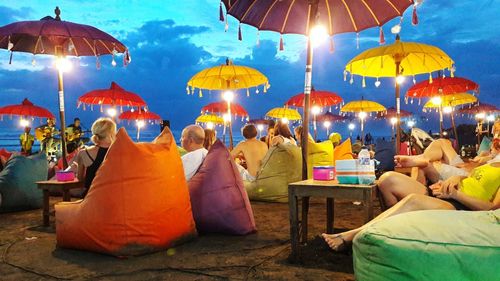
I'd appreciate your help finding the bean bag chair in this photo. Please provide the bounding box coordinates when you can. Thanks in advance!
[374,139,395,171]
[307,141,334,179]
[55,128,196,256]
[244,144,302,203]
[353,209,500,281]
[334,138,354,161]
[478,136,492,155]
[188,139,256,235]
[0,153,47,212]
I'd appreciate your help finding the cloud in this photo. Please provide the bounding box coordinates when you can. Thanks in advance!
[0,6,33,25]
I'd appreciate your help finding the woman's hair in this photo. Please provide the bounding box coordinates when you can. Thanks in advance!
[91,118,117,145]
[203,128,216,150]
[274,120,293,139]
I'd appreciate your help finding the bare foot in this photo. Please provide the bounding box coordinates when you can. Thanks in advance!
[321,231,356,251]
[394,155,429,168]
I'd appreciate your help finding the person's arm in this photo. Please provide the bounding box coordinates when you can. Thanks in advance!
[433,177,498,211]
[271,136,284,146]
[230,143,243,158]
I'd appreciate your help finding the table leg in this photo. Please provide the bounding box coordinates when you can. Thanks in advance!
[62,188,71,202]
[300,197,310,244]
[364,189,374,223]
[42,189,49,227]
[326,198,334,234]
[288,188,299,262]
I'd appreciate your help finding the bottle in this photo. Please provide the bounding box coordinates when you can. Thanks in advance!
[357,146,374,184]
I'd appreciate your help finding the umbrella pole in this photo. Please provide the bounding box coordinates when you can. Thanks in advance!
[227,100,233,150]
[395,61,402,154]
[451,111,458,147]
[57,65,69,169]
[360,118,365,145]
[439,105,444,137]
[137,126,140,141]
[301,0,318,180]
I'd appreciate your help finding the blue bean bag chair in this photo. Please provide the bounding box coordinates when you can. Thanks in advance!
[353,210,500,281]
[374,139,395,171]
[188,139,256,235]
[0,153,47,212]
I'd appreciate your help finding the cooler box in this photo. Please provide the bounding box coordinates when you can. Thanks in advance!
[313,166,335,181]
[335,159,375,184]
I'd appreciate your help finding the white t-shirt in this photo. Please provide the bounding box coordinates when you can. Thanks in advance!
[181,148,208,181]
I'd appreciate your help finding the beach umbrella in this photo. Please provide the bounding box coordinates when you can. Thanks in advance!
[341,99,386,144]
[118,109,161,141]
[0,7,129,168]
[377,107,412,140]
[345,35,454,152]
[248,118,273,138]
[423,93,477,141]
[266,107,302,123]
[0,98,54,121]
[406,76,479,101]
[202,101,249,146]
[221,0,417,182]
[316,112,347,137]
[458,103,499,142]
[78,81,146,116]
[187,58,268,149]
[195,114,224,130]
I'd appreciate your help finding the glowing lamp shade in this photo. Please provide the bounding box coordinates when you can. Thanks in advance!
[309,24,328,47]
[323,121,331,128]
[281,117,289,124]
[348,123,356,130]
[136,120,145,128]
[257,124,264,131]
[107,107,117,117]
[206,122,214,130]
[55,57,72,73]
[390,117,398,125]
[311,106,321,115]
[358,111,368,120]
[431,96,442,105]
[20,119,30,127]
[443,106,453,114]
[222,90,234,102]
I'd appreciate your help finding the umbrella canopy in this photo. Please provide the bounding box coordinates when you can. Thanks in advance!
[422,93,478,110]
[78,82,146,109]
[266,107,302,121]
[285,89,343,108]
[458,103,499,116]
[378,107,412,119]
[341,100,387,114]
[119,110,161,122]
[195,114,224,125]
[0,7,129,168]
[316,112,347,122]
[0,98,54,119]
[201,101,249,117]
[406,77,479,101]
[248,118,273,125]
[187,59,269,97]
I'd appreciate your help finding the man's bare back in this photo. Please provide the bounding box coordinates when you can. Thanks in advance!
[231,138,268,177]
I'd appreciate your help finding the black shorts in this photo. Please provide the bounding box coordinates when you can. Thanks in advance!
[426,187,471,211]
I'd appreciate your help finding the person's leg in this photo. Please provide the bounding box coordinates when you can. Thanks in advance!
[322,194,455,250]
[377,171,428,207]
[423,139,458,164]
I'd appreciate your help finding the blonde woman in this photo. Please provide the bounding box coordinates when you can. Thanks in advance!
[69,118,116,197]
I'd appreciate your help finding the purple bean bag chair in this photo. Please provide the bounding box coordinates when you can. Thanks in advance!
[188,139,256,235]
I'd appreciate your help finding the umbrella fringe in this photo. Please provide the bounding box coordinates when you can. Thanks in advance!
[256,31,260,46]
[412,5,419,26]
[279,35,284,51]
[219,1,224,22]
[329,37,335,53]
[379,27,385,45]
[238,23,242,41]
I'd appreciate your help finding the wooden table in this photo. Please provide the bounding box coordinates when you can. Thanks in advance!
[36,179,84,226]
[288,179,376,261]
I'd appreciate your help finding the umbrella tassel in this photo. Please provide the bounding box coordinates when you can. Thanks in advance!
[256,31,260,47]
[263,84,267,93]
[329,37,335,53]
[199,89,203,98]
[186,86,190,95]
[362,77,366,88]
[8,51,12,65]
[379,27,385,45]
[429,74,433,84]
[246,88,250,97]
[343,70,347,82]
[412,5,419,26]
[356,33,360,49]
[96,56,101,70]
[279,35,284,51]
[219,1,224,22]
[238,23,242,41]
[225,16,229,32]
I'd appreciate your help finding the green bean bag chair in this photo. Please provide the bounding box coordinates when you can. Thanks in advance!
[244,144,302,203]
[307,140,334,179]
[0,153,47,212]
[353,209,500,281]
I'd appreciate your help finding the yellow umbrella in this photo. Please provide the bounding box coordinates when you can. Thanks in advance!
[341,99,386,144]
[345,35,454,150]
[423,93,477,140]
[195,114,224,129]
[265,107,302,122]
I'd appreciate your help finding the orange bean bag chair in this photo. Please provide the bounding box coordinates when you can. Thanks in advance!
[334,138,354,161]
[55,128,197,256]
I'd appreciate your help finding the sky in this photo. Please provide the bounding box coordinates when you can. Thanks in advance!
[0,0,499,139]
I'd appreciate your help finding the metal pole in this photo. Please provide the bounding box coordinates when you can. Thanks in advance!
[301,0,318,180]
[395,61,401,154]
[439,105,444,137]
[360,118,365,145]
[57,60,68,169]
[227,100,233,150]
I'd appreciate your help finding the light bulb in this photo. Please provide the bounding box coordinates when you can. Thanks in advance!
[55,57,72,72]
[348,123,355,130]
[396,75,405,85]
[310,24,328,47]
[281,117,289,124]
[475,113,485,120]
[20,119,30,127]
[257,124,264,131]
[107,108,117,117]
[206,122,214,130]
[390,117,398,125]
[443,106,453,114]
[431,96,442,105]
[358,111,367,120]
[323,121,331,128]
[311,106,321,115]
[222,90,234,102]
[136,120,145,128]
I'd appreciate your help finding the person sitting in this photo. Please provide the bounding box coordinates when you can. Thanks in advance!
[180,125,208,181]
[19,126,35,155]
[271,121,297,146]
[68,118,116,198]
[66,117,89,153]
[293,125,314,146]
[36,118,60,157]
[260,120,276,148]
[203,128,216,150]
[231,124,268,181]
[329,132,342,147]
[322,160,500,251]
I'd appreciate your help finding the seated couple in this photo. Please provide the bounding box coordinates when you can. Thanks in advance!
[322,138,500,251]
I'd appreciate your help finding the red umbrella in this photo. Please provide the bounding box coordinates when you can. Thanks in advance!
[221,0,417,183]
[78,82,146,110]
[0,7,129,168]
[285,89,343,108]
[0,98,54,120]
[406,77,479,102]
[119,109,161,141]
[201,101,248,117]
[378,107,412,119]
[316,112,347,123]
[458,103,498,116]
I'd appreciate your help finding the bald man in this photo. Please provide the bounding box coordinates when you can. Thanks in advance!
[181,124,208,180]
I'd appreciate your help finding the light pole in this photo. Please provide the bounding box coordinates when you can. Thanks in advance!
[348,123,355,139]
[390,117,398,141]
[358,111,367,144]
[136,120,145,141]
[222,90,234,149]
[323,121,331,137]
[311,105,321,141]
[222,113,231,146]
[431,96,444,137]
[55,55,72,168]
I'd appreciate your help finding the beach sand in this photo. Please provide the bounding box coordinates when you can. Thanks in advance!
[0,198,381,280]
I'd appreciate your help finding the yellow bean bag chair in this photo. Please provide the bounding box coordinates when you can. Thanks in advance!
[307,141,334,179]
[55,128,197,256]
[334,138,354,161]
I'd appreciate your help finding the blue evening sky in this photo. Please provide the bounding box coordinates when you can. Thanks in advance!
[0,0,498,138]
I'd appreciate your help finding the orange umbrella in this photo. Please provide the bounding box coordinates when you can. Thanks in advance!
[0,98,54,120]
[119,109,161,141]
[78,82,146,112]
